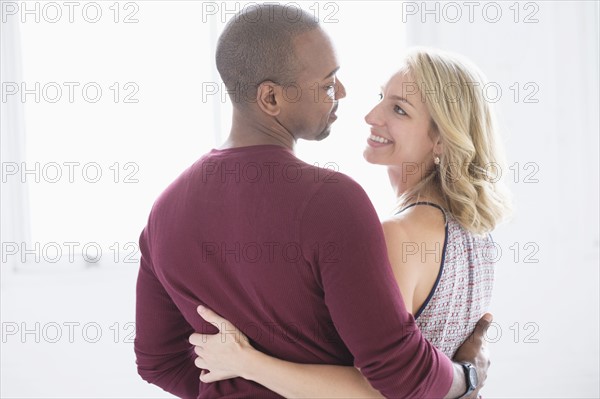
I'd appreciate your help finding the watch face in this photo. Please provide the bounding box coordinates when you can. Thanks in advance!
[468,366,478,386]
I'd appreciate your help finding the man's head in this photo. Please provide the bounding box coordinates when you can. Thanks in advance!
[216,4,346,142]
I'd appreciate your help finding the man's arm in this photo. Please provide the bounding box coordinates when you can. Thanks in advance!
[447,315,493,399]
[134,226,200,399]
[189,309,491,398]
[190,175,491,397]
[300,177,455,398]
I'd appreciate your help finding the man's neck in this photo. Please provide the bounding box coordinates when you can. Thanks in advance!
[220,109,296,152]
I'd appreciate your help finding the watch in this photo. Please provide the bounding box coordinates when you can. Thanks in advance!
[459,362,478,397]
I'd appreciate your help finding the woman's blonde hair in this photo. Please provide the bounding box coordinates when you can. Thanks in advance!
[397,47,511,235]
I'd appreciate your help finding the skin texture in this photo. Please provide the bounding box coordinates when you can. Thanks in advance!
[382,205,446,318]
[220,28,345,151]
[191,29,492,399]
[366,71,448,317]
[274,28,344,142]
[364,71,443,197]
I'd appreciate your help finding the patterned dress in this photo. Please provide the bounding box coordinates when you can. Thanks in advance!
[398,202,495,358]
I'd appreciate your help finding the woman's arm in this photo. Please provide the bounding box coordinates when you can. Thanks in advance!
[191,305,492,399]
[190,306,383,398]
[238,349,383,398]
[189,209,444,398]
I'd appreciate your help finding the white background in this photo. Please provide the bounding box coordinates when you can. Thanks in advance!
[1,1,598,397]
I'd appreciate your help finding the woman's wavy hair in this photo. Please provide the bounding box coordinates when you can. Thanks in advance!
[396,47,511,235]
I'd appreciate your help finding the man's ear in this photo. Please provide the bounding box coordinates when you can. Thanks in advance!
[256,81,281,116]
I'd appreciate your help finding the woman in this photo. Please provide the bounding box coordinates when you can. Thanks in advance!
[190,47,511,397]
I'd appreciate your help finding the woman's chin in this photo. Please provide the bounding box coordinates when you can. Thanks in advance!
[363,147,384,165]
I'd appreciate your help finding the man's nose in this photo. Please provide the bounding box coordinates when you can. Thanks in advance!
[335,79,347,100]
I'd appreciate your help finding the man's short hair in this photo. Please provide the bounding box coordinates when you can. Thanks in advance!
[216,3,320,107]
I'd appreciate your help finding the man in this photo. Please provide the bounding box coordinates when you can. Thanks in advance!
[134,4,489,398]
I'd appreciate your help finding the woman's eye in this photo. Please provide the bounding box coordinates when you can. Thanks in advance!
[378,93,383,101]
[394,105,406,115]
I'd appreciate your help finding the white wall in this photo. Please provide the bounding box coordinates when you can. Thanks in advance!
[9,1,219,260]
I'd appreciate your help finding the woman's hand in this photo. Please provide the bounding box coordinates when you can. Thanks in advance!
[189,305,255,383]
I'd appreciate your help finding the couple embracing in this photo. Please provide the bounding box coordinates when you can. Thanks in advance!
[135,4,510,398]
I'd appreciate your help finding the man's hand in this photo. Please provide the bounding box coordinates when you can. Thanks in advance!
[453,313,493,398]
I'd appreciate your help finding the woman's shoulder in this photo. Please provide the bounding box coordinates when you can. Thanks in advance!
[382,204,446,244]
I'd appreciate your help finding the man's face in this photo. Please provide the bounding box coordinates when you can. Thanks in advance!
[277,28,346,141]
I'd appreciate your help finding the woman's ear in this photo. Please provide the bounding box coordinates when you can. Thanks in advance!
[429,122,443,155]
[433,137,443,156]
[256,81,281,116]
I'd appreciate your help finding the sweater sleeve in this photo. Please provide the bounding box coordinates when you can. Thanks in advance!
[299,177,453,398]
[134,226,200,399]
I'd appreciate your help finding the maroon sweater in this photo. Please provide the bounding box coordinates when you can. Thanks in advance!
[134,145,453,398]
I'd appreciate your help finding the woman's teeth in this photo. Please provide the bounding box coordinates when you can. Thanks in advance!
[369,134,392,144]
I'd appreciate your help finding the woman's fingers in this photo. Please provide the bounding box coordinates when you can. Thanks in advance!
[197,305,231,330]
[195,305,250,345]
[188,304,252,381]
[194,355,207,369]
[189,332,211,346]
[200,369,219,383]
[199,369,211,382]
[200,369,232,383]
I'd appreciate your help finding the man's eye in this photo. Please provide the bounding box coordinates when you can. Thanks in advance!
[325,85,336,96]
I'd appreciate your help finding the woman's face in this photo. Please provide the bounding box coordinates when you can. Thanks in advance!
[363,71,440,181]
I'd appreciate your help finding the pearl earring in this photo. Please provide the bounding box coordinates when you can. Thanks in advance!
[434,156,441,165]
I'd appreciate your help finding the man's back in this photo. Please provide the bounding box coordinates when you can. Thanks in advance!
[134,145,452,398]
